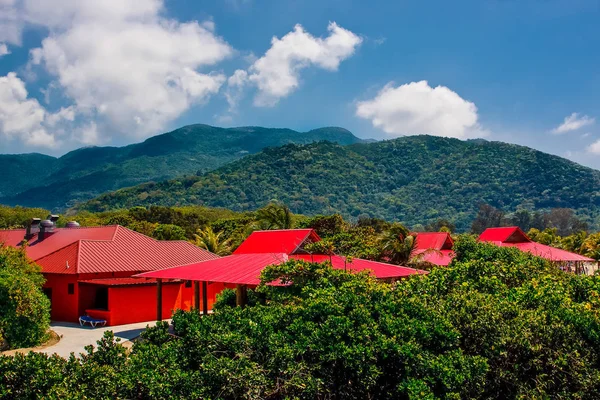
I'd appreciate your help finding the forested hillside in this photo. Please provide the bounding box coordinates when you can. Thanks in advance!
[79,136,600,231]
[0,125,362,210]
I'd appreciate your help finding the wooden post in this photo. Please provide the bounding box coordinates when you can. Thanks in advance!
[236,284,248,308]
[193,281,200,310]
[202,281,208,315]
[156,278,163,321]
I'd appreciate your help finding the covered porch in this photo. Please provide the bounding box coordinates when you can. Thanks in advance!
[78,278,187,326]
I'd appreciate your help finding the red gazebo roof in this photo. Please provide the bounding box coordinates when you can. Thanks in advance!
[136,252,427,285]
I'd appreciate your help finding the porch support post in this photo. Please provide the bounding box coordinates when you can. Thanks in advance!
[156,278,163,321]
[202,281,208,315]
[236,284,248,308]
[194,281,200,310]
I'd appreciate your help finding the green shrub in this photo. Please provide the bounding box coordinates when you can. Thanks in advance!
[0,246,50,349]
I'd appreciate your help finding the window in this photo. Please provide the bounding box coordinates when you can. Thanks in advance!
[68,283,75,295]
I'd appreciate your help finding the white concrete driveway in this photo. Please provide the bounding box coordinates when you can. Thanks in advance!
[40,320,166,358]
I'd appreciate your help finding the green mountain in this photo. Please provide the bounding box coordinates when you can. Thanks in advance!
[78,136,600,231]
[0,124,363,210]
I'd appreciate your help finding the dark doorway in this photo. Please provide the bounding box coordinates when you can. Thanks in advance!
[94,287,109,310]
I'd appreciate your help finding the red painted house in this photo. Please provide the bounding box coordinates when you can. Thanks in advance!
[413,232,455,266]
[0,222,218,325]
[138,229,427,308]
[479,226,597,274]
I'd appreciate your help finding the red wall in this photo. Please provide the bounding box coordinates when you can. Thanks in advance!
[43,274,80,322]
[107,283,182,326]
[44,271,243,325]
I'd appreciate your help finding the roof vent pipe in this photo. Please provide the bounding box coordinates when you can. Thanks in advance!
[39,219,54,241]
[25,218,41,240]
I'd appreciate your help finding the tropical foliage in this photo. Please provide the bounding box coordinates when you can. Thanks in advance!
[2,239,600,398]
[0,246,50,349]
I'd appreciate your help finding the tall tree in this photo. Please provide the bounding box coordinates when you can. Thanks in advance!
[471,204,505,234]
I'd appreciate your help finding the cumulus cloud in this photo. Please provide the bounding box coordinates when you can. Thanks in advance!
[0,42,9,56]
[243,22,362,107]
[356,80,488,139]
[0,72,60,148]
[552,112,595,134]
[587,139,600,155]
[0,0,22,45]
[11,0,232,145]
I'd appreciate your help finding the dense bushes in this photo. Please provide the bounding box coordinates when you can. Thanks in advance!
[2,238,600,398]
[0,246,50,349]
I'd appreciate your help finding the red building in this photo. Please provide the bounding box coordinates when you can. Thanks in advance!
[413,232,455,266]
[479,226,597,274]
[0,222,218,325]
[138,229,427,313]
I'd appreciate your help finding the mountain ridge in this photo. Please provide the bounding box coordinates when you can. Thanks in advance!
[0,124,364,209]
[76,135,600,231]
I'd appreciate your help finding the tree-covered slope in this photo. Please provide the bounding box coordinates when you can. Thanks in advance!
[0,125,362,210]
[78,136,600,231]
[0,153,58,197]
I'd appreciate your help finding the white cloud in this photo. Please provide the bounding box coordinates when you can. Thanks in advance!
[245,22,362,106]
[224,69,248,112]
[0,42,9,56]
[0,0,22,45]
[552,112,595,134]
[21,0,232,145]
[587,139,600,155]
[0,72,58,148]
[356,80,488,139]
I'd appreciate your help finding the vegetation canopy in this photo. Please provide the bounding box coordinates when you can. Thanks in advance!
[2,238,600,399]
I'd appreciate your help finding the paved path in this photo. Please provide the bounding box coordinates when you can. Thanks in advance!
[39,320,167,358]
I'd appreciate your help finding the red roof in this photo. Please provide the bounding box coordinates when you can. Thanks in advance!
[1,225,218,274]
[233,229,320,255]
[479,226,530,243]
[413,250,455,267]
[290,254,426,278]
[0,226,117,261]
[137,253,291,285]
[79,277,180,286]
[137,252,427,284]
[412,232,455,266]
[414,232,454,251]
[498,242,594,262]
[479,226,594,262]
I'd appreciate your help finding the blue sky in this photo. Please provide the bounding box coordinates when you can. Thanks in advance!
[0,0,599,168]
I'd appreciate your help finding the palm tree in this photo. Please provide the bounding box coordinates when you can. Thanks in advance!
[256,202,294,230]
[192,227,232,256]
[378,223,415,265]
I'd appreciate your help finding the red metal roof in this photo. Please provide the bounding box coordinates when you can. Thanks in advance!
[414,232,454,251]
[479,226,530,243]
[136,253,291,285]
[79,277,180,286]
[413,250,455,266]
[478,226,594,262]
[290,254,427,278]
[233,229,321,255]
[0,226,117,261]
[496,242,594,262]
[2,225,218,274]
[137,252,427,284]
